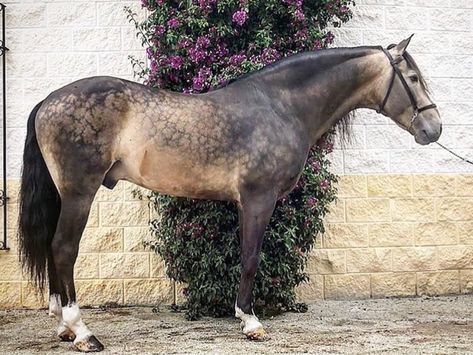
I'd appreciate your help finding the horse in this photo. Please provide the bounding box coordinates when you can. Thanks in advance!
[18,36,441,352]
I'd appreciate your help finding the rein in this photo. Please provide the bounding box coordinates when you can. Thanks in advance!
[376,47,437,132]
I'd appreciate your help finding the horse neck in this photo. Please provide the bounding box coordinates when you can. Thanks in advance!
[253,47,388,144]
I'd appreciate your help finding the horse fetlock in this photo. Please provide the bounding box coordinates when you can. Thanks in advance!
[62,304,97,346]
[74,335,105,353]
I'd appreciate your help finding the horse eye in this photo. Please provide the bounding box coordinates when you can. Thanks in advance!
[410,74,419,83]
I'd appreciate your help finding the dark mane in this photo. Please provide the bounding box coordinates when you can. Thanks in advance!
[216,45,428,147]
[216,46,380,145]
[334,111,356,147]
[216,46,382,89]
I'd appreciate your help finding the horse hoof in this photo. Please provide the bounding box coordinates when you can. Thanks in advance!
[245,327,268,341]
[58,329,76,342]
[74,335,105,352]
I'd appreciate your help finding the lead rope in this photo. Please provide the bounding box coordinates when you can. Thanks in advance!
[435,142,473,165]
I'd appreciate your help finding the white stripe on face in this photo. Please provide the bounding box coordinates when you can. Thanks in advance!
[62,303,93,343]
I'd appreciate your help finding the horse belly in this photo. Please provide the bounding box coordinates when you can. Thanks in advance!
[127,147,240,201]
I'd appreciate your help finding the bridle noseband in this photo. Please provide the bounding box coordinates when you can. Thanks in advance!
[376,47,437,131]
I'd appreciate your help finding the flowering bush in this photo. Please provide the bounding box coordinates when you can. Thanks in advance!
[129,0,353,92]
[127,0,353,319]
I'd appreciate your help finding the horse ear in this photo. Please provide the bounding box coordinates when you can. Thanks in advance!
[391,34,414,58]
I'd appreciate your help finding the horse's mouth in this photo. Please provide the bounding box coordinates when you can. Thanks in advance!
[415,129,439,146]
[415,131,431,145]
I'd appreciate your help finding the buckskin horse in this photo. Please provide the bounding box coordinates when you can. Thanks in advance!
[18,36,441,352]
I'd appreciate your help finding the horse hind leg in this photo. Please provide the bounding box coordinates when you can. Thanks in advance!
[48,258,75,342]
[51,190,104,352]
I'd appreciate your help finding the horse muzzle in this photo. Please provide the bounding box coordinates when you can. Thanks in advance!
[414,122,442,145]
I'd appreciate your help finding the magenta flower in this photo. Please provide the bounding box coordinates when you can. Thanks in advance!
[150,60,158,73]
[198,0,217,10]
[167,18,180,28]
[283,0,303,6]
[261,48,281,65]
[216,43,229,58]
[320,179,330,190]
[325,142,334,153]
[294,9,305,21]
[192,76,204,91]
[196,35,211,49]
[306,197,318,208]
[295,29,307,42]
[169,55,183,70]
[192,67,212,92]
[325,31,335,45]
[315,40,323,50]
[178,38,192,49]
[310,160,321,173]
[155,25,165,36]
[229,53,246,66]
[188,47,206,63]
[232,10,248,26]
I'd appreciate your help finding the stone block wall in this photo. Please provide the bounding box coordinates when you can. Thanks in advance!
[0,0,472,308]
[0,180,174,308]
[298,174,473,301]
[2,174,473,308]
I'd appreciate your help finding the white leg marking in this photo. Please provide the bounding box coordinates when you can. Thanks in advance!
[49,294,71,337]
[49,294,62,318]
[235,303,264,335]
[62,303,92,343]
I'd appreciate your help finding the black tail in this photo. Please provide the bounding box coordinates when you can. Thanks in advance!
[18,101,61,292]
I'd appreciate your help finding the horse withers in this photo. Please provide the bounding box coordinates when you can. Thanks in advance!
[18,36,441,352]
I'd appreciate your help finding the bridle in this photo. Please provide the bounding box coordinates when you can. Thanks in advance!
[376,47,437,131]
[375,46,473,167]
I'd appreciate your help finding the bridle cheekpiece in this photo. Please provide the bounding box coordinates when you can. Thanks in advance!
[376,47,437,131]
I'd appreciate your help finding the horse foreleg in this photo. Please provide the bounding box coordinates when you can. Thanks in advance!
[235,192,276,341]
[51,194,104,352]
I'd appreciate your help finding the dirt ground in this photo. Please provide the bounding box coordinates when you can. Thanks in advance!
[1,295,473,354]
